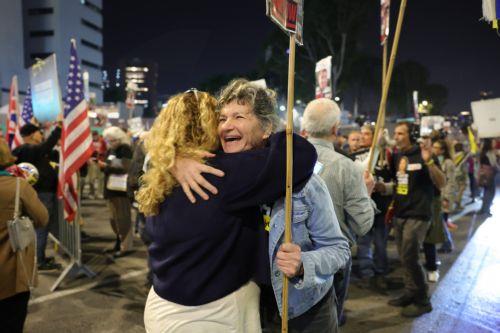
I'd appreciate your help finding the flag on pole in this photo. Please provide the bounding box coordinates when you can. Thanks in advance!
[482,0,499,29]
[5,76,23,150]
[467,127,478,154]
[21,85,34,127]
[381,0,391,45]
[58,40,94,222]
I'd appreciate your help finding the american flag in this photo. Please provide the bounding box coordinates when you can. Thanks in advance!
[58,40,93,222]
[5,76,23,150]
[21,85,34,126]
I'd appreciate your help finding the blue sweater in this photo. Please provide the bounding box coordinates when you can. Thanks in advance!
[146,132,317,306]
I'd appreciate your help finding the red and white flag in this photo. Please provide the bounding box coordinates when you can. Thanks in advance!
[381,0,391,45]
[58,40,94,222]
[5,76,23,150]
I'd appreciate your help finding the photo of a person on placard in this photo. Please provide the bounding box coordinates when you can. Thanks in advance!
[381,0,390,44]
[315,68,332,99]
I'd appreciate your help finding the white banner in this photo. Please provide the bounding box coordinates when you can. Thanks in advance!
[471,98,500,138]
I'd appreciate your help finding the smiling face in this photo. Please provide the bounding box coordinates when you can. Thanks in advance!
[217,100,268,153]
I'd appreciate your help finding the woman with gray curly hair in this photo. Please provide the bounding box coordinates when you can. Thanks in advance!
[99,126,133,257]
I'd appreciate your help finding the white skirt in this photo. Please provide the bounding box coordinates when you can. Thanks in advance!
[144,281,262,333]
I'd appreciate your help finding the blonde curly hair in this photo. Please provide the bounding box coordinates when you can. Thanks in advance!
[136,91,220,216]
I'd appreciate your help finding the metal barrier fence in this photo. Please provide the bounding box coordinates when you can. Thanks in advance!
[48,199,95,291]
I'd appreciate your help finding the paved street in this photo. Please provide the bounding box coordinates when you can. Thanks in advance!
[24,186,500,333]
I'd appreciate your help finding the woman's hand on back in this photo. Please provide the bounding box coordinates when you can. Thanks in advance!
[170,152,225,203]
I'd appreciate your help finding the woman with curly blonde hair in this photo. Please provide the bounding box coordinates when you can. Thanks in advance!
[140,89,317,333]
[136,90,220,216]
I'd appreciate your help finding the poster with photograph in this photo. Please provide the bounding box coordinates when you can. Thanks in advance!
[315,56,333,99]
[413,90,419,121]
[381,0,390,45]
[471,98,500,138]
[420,115,445,137]
[266,0,303,45]
[29,54,63,122]
[294,0,304,45]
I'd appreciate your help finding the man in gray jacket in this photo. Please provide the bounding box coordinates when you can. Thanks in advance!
[301,98,375,325]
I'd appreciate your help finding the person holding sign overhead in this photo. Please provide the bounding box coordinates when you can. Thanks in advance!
[13,117,62,271]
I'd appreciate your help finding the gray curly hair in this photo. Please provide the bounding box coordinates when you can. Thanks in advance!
[217,78,281,133]
[102,126,131,145]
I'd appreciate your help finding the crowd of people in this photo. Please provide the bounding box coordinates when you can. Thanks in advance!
[1,78,499,333]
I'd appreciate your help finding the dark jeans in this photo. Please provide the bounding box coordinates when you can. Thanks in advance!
[36,192,58,263]
[468,172,477,199]
[289,287,338,333]
[357,214,389,277]
[423,242,437,271]
[393,218,430,303]
[481,182,496,214]
[0,291,30,333]
[333,256,351,322]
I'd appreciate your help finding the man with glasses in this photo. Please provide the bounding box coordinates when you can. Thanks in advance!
[13,122,62,270]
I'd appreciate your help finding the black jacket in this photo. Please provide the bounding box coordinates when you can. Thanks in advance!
[13,127,61,193]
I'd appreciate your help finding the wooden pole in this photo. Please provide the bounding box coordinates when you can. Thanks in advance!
[281,33,296,333]
[377,41,388,165]
[367,0,408,172]
[382,42,388,96]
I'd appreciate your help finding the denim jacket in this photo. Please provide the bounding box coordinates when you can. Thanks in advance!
[269,174,350,319]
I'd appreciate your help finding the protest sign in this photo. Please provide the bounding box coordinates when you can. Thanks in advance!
[266,0,303,45]
[471,98,500,138]
[420,115,445,137]
[29,54,63,122]
[315,56,333,99]
[381,0,390,45]
[250,79,267,89]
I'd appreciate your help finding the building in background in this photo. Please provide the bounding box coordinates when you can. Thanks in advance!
[104,58,158,118]
[0,0,103,106]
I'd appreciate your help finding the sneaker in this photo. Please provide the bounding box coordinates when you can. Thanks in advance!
[38,261,62,271]
[427,270,440,283]
[388,293,414,307]
[401,302,432,317]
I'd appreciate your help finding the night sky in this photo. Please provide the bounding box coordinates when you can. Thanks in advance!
[104,0,500,115]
